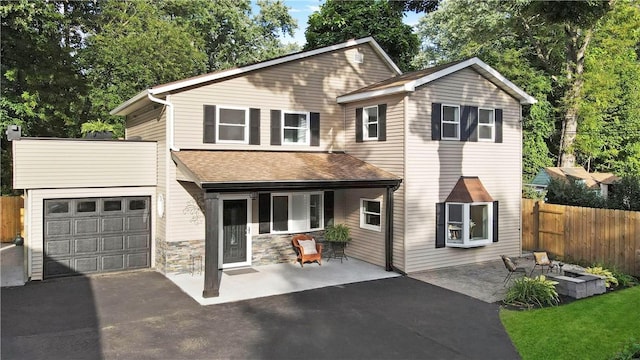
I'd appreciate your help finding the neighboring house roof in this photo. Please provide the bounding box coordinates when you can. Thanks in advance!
[337,57,537,105]
[445,176,494,203]
[529,167,620,189]
[111,37,401,116]
[172,150,402,191]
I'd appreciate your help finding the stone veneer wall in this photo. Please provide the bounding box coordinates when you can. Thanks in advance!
[156,239,205,274]
[157,231,326,273]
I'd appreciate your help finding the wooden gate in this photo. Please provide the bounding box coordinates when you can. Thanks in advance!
[0,196,24,243]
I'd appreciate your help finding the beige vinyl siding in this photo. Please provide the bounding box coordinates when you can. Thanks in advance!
[344,94,406,270]
[25,187,156,280]
[343,188,386,267]
[13,139,156,190]
[126,106,167,243]
[404,67,522,273]
[171,44,395,152]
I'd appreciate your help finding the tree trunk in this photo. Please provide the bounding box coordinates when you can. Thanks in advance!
[558,26,592,168]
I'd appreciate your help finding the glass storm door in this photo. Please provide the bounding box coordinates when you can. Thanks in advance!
[221,198,249,266]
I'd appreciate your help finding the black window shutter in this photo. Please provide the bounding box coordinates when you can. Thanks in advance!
[310,112,320,146]
[355,107,363,142]
[249,108,260,145]
[435,202,446,248]
[431,103,441,140]
[460,106,469,141]
[259,193,271,234]
[495,109,503,143]
[468,106,478,142]
[203,105,216,143]
[324,191,334,227]
[493,201,499,242]
[378,104,387,141]
[270,110,281,145]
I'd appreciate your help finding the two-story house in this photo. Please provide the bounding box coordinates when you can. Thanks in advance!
[12,37,535,297]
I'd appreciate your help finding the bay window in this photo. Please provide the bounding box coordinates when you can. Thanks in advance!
[446,202,492,247]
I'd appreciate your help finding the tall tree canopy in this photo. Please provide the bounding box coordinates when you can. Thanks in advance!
[0,0,298,194]
[304,0,422,71]
[415,0,638,180]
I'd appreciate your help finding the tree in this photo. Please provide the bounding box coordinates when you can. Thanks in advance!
[545,178,606,209]
[78,0,209,135]
[304,0,420,71]
[1,0,96,193]
[575,1,640,177]
[159,0,298,71]
[607,176,640,211]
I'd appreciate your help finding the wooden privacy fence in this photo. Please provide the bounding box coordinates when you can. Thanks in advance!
[522,199,640,277]
[0,196,24,243]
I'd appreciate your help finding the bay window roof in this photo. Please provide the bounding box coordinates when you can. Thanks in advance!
[445,176,494,203]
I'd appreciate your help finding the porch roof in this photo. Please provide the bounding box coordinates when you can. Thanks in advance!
[172,150,402,191]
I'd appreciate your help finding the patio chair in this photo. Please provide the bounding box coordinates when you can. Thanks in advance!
[501,255,527,285]
[529,251,555,276]
[292,234,323,268]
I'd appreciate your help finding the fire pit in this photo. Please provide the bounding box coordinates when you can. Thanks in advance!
[546,269,606,299]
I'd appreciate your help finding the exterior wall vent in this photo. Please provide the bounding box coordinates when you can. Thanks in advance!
[354,50,364,64]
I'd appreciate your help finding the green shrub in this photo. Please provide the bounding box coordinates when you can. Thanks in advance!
[585,266,619,288]
[81,120,115,135]
[504,275,560,308]
[324,224,351,242]
[610,339,640,360]
[611,269,637,288]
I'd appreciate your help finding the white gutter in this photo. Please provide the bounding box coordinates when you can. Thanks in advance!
[147,93,179,151]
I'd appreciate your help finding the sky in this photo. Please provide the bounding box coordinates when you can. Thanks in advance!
[257,0,424,46]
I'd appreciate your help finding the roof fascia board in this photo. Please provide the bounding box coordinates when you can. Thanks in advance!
[202,179,402,191]
[336,85,408,104]
[150,37,401,96]
[110,90,149,115]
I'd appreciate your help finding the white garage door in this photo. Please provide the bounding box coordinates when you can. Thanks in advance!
[43,197,151,278]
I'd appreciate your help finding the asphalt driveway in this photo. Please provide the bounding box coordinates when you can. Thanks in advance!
[1,271,519,359]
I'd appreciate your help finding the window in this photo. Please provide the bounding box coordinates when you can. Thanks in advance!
[446,202,492,247]
[282,111,309,145]
[77,201,96,213]
[478,108,495,141]
[360,199,381,231]
[271,192,323,233]
[217,106,248,143]
[363,106,378,140]
[441,105,460,140]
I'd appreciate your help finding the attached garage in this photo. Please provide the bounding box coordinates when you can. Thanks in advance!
[12,138,158,280]
[44,197,151,278]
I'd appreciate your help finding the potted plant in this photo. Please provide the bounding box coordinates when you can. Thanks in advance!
[81,120,115,139]
[324,224,351,260]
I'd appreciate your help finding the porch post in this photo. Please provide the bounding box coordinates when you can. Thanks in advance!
[203,191,220,298]
[385,185,395,271]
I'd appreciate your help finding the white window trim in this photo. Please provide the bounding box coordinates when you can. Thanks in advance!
[441,104,460,141]
[478,107,495,142]
[363,105,379,141]
[216,105,250,144]
[360,198,382,232]
[281,110,310,145]
[270,192,324,234]
[445,201,493,248]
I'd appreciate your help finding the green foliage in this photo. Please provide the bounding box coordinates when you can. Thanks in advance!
[304,0,419,71]
[610,269,637,288]
[610,339,640,360]
[504,275,560,308]
[501,286,640,360]
[324,224,351,242]
[80,121,115,136]
[585,266,619,288]
[545,178,606,208]
[607,175,640,211]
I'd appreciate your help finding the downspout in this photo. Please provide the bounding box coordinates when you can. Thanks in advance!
[147,93,179,151]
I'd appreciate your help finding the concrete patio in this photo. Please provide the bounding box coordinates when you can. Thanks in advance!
[167,257,401,305]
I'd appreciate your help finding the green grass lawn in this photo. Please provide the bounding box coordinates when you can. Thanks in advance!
[500,286,640,360]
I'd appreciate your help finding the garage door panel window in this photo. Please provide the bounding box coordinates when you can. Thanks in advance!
[77,200,97,213]
[103,200,123,212]
[46,201,70,216]
[128,199,147,211]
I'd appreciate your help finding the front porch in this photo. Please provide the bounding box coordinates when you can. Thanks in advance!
[166,257,400,305]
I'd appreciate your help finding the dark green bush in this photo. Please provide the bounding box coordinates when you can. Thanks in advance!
[610,339,640,360]
[504,275,560,308]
